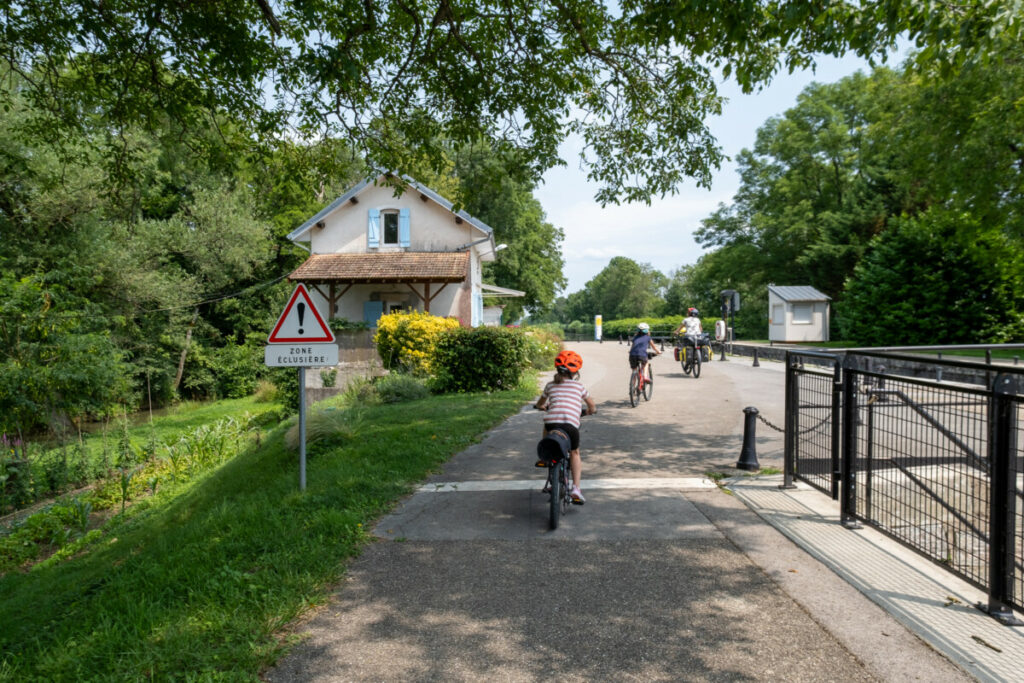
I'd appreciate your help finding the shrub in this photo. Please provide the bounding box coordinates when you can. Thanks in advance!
[284,405,365,452]
[211,339,266,399]
[376,373,430,403]
[253,380,278,403]
[374,311,461,374]
[342,377,379,405]
[431,327,529,393]
[271,367,300,413]
[320,368,338,387]
[839,209,1024,345]
[522,327,562,369]
[526,322,565,338]
[329,317,370,332]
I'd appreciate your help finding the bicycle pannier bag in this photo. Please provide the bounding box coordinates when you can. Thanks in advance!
[536,430,571,464]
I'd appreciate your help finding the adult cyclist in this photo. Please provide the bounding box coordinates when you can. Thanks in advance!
[674,308,703,361]
[628,322,661,381]
[534,350,596,504]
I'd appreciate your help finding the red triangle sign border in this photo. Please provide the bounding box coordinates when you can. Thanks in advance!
[268,284,336,343]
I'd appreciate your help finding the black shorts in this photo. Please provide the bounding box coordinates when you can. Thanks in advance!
[543,423,580,451]
[629,354,653,369]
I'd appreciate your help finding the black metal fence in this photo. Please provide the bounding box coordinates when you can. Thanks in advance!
[784,350,1024,623]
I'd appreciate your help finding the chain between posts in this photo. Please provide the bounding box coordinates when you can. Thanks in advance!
[757,412,829,435]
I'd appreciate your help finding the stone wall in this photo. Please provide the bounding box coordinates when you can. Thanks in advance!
[304,330,385,406]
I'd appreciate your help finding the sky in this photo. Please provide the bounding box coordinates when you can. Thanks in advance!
[535,50,906,296]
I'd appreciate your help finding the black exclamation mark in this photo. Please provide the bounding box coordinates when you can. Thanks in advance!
[297,302,305,335]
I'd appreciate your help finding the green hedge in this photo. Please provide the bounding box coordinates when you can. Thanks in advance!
[601,316,720,339]
[431,327,530,393]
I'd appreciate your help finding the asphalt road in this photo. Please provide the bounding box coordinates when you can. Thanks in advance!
[265,342,967,682]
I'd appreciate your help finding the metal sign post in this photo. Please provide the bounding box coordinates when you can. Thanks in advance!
[298,367,306,491]
[265,284,337,492]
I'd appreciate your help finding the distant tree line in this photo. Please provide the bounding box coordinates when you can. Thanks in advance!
[540,43,1024,345]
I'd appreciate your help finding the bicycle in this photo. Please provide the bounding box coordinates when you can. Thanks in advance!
[535,407,592,530]
[677,335,703,378]
[628,354,655,407]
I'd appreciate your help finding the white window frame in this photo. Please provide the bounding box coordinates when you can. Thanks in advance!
[792,303,813,324]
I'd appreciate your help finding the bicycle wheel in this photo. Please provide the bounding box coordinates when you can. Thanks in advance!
[693,348,702,378]
[549,462,562,530]
[682,347,692,375]
[628,369,639,407]
[643,364,653,401]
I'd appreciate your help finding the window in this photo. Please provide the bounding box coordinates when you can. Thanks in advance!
[382,211,399,245]
[792,303,812,324]
[771,304,784,325]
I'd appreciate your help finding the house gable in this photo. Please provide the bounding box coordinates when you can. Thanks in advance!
[286,175,502,327]
[288,175,494,257]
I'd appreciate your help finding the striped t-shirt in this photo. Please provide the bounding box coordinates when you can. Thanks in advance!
[541,379,590,428]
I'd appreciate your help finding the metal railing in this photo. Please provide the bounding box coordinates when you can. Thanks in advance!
[784,349,1024,623]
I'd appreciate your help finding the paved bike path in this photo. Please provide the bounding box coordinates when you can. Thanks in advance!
[266,342,966,682]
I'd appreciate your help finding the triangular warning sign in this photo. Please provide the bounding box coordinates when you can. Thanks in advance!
[268,284,335,343]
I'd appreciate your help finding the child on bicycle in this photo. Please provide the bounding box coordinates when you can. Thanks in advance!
[628,322,661,378]
[534,350,596,504]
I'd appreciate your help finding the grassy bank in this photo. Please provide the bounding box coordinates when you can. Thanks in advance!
[2,397,283,517]
[0,384,535,680]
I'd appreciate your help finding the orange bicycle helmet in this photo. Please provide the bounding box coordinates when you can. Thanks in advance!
[554,350,583,375]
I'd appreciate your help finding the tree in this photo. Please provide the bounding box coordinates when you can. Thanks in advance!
[454,144,566,321]
[572,257,666,321]
[696,70,905,299]
[840,209,1024,345]
[4,1,1019,205]
[0,275,129,437]
[690,42,1024,340]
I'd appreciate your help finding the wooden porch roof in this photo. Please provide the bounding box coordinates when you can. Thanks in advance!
[288,252,470,284]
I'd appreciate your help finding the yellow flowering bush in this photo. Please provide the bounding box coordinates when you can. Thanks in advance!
[374,311,461,375]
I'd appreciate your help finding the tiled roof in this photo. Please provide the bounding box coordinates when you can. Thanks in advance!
[288,252,470,283]
[768,285,831,301]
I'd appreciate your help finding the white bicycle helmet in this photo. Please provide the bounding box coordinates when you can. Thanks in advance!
[637,322,650,333]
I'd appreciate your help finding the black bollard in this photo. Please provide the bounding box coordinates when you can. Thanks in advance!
[736,406,760,471]
[752,348,760,367]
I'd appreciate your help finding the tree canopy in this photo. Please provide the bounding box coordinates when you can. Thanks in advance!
[677,39,1024,341]
[4,1,1021,205]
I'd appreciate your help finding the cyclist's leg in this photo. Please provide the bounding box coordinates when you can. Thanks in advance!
[569,449,581,487]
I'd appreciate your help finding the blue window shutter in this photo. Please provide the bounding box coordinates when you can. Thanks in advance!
[363,301,384,325]
[367,209,380,248]
[472,291,483,327]
[399,208,410,247]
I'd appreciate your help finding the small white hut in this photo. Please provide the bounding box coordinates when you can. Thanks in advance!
[767,285,831,343]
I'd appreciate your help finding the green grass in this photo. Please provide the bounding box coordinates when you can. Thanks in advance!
[0,384,535,681]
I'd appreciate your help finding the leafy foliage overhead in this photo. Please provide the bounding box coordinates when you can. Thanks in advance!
[5,0,1020,204]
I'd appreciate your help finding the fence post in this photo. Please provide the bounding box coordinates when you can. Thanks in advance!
[781,351,798,489]
[840,355,861,528]
[981,373,1023,624]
